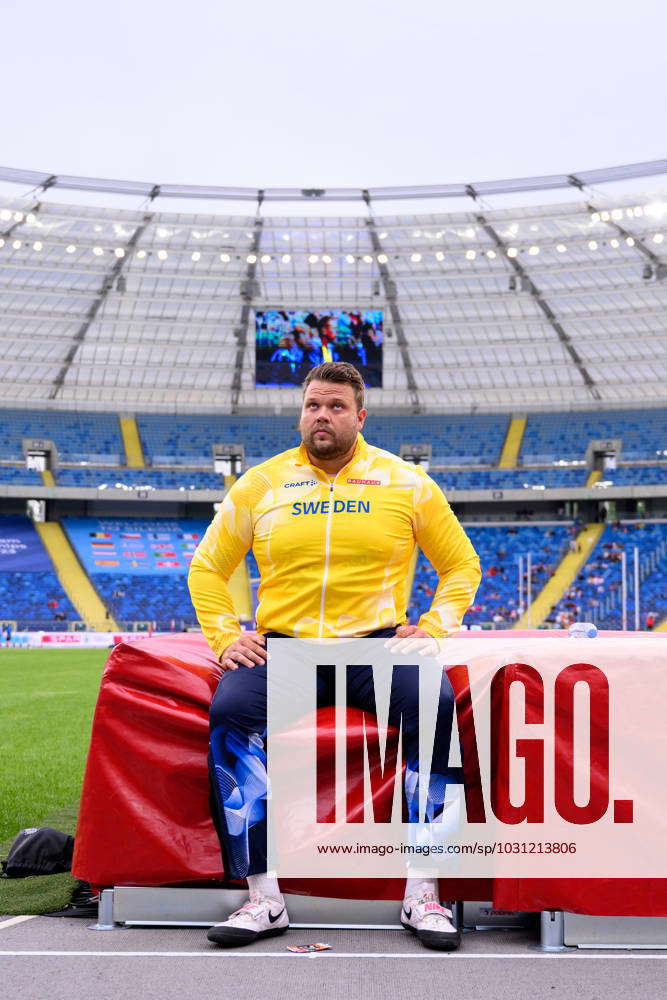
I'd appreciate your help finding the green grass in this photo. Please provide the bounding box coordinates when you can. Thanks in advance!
[0,648,107,842]
[0,648,107,844]
[0,649,107,913]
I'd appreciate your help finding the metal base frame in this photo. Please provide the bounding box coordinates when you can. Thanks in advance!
[89,890,667,950]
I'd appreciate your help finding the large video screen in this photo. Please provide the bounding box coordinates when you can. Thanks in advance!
[255,310,383,388]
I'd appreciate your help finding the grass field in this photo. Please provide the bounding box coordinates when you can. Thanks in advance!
[0,648,107,845]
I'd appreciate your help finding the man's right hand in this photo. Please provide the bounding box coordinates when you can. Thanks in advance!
[219,631,267,672]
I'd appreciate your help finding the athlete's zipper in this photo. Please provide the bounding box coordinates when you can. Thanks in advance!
[318,479,336,639]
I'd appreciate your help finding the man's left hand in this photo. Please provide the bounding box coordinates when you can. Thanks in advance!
[384,625,444,656]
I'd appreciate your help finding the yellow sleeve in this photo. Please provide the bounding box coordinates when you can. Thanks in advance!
[188,472,255,660]
[412,470,482,639]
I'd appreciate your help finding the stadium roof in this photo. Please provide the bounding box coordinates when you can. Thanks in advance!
[0,160,666,414]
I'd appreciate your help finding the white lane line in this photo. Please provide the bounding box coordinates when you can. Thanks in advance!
[0,916,38,931]
[0,951,666,959]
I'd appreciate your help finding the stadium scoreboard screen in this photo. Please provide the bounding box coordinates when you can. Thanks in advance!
[254,309,383,388]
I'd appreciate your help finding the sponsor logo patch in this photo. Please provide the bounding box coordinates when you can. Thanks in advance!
[283,480,318,488]
[347,478,381,485]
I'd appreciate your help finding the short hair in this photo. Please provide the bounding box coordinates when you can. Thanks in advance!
[302,362,366,410]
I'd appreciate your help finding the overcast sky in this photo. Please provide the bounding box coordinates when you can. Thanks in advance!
[3,0,666,190]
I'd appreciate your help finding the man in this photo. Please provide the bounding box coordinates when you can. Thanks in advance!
[189,361,481,950]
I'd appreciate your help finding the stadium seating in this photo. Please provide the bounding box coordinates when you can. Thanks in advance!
[0,514,79,629]
[55,468,226,490]
[596,464,667,486]
[92,573,197,630]
[409,523,571,628]
[0,409,122,464]
[62,516,212,628]
[136,413,301,466]
[136,412,508,467]
[550,521,667,630]
[432,467,586,491]
[0,571,78,630]
[521,409,667,464]
[363,414,508,465]
[0,465,45,485]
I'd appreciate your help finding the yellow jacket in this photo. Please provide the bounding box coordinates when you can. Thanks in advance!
[188,434,481,658]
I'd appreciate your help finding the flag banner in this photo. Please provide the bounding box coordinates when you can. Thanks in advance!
[63,517,210,575]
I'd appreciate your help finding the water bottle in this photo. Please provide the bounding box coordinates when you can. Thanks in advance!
[567,621,598,639]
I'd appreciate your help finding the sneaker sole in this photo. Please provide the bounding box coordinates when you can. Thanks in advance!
[401,919,461,951]
[207,923,289,948]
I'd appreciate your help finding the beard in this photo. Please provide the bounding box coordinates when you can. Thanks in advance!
[302,424,357,460]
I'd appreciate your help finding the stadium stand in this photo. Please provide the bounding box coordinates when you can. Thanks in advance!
[549,521,667,630]
[61,516,211,628]
[136,413,301,466]
[0,176,665,634]
[597,464,667,487]
[520,409,667,465]
[136,412,509,467]
[92,573,197,630]
[0,465,45,485]
[0,409,123,464]
[0,514,79,629]
[409,523,571,628]
[54,468,226,490]
[363,414,508,465]
[433,468,586,491]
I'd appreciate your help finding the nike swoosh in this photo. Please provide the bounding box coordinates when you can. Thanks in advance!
[403,906,412,920]
[268,908,286,924]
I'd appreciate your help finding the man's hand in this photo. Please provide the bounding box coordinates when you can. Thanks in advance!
[384,624,445,657]
[219,631,267,672]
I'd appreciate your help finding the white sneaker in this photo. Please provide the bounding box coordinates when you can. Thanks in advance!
[207,896,289,948]
[401,887,460,951]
